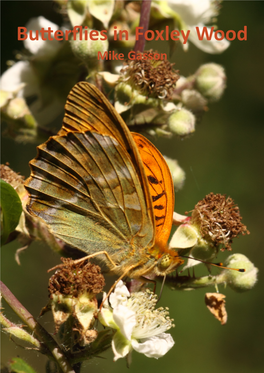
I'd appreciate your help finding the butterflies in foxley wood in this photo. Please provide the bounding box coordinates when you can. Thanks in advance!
[24,82,184,279]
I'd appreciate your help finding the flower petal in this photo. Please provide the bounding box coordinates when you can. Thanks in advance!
[162,102,178,112]
[109,280,130,308]
[114,101,131,114]
[112,331,131,361]
[67,0,87,27]
[169,224,198,249]
[24,17,60,58]
[98,72,120,86]
[88,0,115,28]
[0,61,38,97]
[113,304,136,341]
[131,333,175,359]
[98,307,117,329]
[168,0,217,25]
[189,25,230,54]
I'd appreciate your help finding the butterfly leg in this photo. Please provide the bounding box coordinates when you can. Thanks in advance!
[48,251,117,273]
[73,251,117,269]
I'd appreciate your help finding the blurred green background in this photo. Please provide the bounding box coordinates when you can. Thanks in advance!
[1,1,264,373]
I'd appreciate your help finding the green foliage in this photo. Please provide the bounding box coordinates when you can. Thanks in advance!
[0,179,22,245]
[8,357,37,373]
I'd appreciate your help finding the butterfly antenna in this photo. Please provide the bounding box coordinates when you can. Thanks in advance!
[157,274,167,303]
[180,255,245,272]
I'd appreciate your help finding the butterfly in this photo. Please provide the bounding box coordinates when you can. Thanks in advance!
[25,82,184,279]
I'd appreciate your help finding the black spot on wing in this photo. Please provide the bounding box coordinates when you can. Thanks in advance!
[155,215,165,221]
[154,205,164,210]
[152,191,165,202]
[148,175,159,185]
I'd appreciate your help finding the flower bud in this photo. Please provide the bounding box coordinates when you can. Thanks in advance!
[0,90,12,108]
[163,156,185,191]
[2,97,38,142]
[168,108,195,137]
[6,98,30,119]
[70,30,109,70]
[2,326,41,348]
[195,63,226,102]
[181,89,207,112]
[220,254,258,292]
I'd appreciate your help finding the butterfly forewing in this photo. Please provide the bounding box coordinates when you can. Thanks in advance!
[59,82,154,235]
[132,133,174,249]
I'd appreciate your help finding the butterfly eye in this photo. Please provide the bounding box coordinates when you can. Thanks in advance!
[157,254,173,272]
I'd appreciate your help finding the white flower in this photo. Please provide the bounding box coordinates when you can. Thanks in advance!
[99,281,175,361]
[0,17,64,126]
[23,16,61,58]
[154,0,230,54]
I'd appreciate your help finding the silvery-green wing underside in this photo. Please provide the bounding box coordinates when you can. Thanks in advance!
[25,130,155,264]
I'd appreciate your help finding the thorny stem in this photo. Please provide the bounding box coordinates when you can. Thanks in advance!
[0,281,75,373]
[134,0,152,53]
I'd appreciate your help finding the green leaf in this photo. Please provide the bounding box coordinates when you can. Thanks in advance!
[8,357,37,373]
[0,179,22,245]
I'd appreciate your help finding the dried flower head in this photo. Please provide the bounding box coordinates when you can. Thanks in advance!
[48,258,105,298]
[0,163,24,190]
[119,50,180,99]
[191,193,249,251]
[46,259,105,346]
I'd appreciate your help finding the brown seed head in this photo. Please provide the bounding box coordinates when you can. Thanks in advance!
[48,258,105,297]
[191,193,250,251]
[120,50,180,99]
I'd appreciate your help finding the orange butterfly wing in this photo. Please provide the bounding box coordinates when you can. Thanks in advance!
[132,133,174,249]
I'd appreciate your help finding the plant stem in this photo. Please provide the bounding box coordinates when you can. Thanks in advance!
[134,0,152,53]
[164,274,221,290]
[0,281,75,373]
